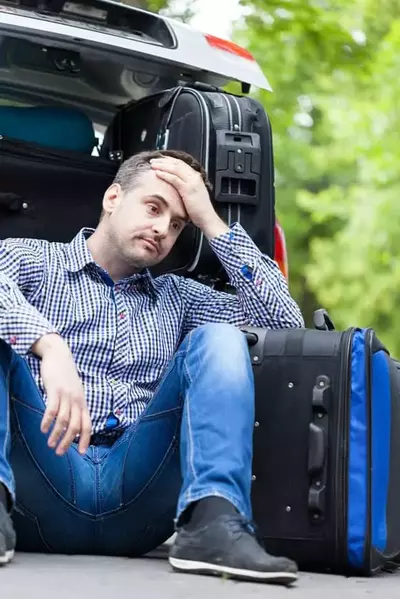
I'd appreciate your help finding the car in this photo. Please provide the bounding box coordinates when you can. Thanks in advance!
[0,0,289,279]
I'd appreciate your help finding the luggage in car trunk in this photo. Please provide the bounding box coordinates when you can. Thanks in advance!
[101,86,275,281]
[242,323,400,576]
[0,137,117,242]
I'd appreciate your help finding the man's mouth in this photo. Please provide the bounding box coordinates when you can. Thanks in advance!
[141,238,159,253]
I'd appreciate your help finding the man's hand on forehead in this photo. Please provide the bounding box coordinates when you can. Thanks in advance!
[149,157,215,229]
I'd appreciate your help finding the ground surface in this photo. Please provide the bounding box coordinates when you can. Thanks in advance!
[2,544,399,598]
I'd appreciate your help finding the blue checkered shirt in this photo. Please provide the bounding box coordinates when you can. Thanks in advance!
[0,223,304,434]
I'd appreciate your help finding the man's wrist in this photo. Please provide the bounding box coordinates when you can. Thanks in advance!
[31,333,67,358]
[198,213,230,240]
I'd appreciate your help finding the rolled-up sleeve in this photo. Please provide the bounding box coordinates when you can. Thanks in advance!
[181,222,305,335]
[0,240,58,355]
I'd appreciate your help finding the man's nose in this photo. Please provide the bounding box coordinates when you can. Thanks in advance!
[152,217,170,237]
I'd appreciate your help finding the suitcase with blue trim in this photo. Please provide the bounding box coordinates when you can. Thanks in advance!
[243,319,400,575]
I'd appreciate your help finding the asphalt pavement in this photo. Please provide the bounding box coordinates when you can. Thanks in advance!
[2,544,399,599]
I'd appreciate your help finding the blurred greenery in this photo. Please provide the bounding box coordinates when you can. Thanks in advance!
[227,0,400,356]
[121,0,193,22]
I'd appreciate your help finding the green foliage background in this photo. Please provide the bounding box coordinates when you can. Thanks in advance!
[231,0,400,356]
[139,0,400,355]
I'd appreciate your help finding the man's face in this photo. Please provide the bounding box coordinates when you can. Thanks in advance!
[102,169,188,271]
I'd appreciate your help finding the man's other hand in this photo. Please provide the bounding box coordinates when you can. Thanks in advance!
[32,333,92,456]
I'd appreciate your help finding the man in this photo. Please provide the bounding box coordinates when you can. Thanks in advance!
[0,149,304,584]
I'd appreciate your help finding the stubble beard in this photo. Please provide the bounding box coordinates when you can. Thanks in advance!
[120,237,162,271]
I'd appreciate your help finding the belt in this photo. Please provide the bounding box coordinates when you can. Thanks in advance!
[89,430,124,447]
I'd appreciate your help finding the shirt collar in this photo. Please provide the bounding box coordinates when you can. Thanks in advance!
[65,228,94,273]
[65,228,157,294]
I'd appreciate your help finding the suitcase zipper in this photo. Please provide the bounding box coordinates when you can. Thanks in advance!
[364,328,373,572]
[230,95,243,129]
[220,94,234,227]
[0,136,116,174]
[336,327,356,569]
[229,95,243,226]
[184,89,210,273]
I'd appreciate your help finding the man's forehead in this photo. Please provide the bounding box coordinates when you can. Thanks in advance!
[150,193,188,223]
[136,170,188,221]
[136,169,177,196]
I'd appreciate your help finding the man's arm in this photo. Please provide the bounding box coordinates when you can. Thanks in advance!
[150,156,304,333]
[180,221,304,334]
[0,239,59,355]
[0,239,91,455]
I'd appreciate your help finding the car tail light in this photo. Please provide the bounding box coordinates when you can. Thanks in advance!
[274,220,289,280]
[204,34,256,62]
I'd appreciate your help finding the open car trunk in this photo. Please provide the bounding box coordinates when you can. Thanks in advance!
[0,1,288,280]
[0,136,117,243]
[0,132,209,280]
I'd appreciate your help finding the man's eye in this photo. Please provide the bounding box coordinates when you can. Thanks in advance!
[171,222,181,231]
[148,204,159,214]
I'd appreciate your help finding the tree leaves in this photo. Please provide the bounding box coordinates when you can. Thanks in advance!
[121,0,194,22]
[234,0,400,355]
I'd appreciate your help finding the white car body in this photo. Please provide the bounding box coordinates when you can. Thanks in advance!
[0,0,271,126]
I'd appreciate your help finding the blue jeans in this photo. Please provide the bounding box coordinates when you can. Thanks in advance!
[0,323,255,556]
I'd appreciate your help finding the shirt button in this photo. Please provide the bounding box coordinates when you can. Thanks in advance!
[119,312,126,319]
[10,335,17,346]
[115,409,122,416]
[241,265,253,281]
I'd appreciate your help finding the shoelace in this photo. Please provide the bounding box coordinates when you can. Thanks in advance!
[223,514,264,547]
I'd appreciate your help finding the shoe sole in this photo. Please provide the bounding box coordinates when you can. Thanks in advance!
[0,550,14,565]
[169,557,298,585]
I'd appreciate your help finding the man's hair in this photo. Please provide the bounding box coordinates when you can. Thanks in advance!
[114,149,212,194]
[100,149,212,220]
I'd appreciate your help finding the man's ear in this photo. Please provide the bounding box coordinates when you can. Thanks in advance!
[102,183,123,216]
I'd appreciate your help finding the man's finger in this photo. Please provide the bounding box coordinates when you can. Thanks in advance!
[150,157,182,167]
[78,409,92,455]
[41,392,60,434]
[48,396,71,449]
[154,169,185,192]
[150,158,190,180]
[56,403,81,456]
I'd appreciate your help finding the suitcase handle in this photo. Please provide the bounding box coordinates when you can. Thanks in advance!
[241,327,268,365]
[313,309,335,331]
[307,375,331,521]
[243,331,258,346]
[308,423,325,476]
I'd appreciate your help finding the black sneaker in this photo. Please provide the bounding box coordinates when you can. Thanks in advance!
[0,502,16,566]
[169,513,298,585]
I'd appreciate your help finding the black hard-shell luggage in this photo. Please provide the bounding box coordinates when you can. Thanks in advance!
[0,137,117,241]
[101,86,275,281]
[242,316,400,576]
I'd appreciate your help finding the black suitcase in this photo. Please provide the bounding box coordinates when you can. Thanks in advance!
[101,86,275,281]
[242,319,400,576]
[0,136,117,241]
